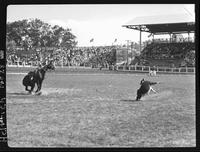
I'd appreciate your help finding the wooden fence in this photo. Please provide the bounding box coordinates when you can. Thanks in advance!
[115,65,195,74]
[7,62,195,74]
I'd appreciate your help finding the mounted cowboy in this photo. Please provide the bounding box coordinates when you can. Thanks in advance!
[22,60,55,94]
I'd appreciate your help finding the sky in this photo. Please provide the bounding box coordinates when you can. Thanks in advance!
[7,4,195,47]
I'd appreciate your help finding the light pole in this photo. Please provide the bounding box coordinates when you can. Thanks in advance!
[125,40,130,65]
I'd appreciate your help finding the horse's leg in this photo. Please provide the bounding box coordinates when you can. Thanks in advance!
[35,81,40,93]
[25,86,32,93]
[25,86,29,91]
[38,81,43,92]
[36,80,43,93]
[30,83,35,93]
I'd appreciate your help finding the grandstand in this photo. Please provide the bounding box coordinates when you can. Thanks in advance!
[6,13,195,73]
[122,13,195,68]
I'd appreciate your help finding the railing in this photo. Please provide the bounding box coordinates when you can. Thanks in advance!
[6,63,195,74]
[115,65,195,74]
[6,62,92,68]
[7,61,40,67]
[143,37,195,45]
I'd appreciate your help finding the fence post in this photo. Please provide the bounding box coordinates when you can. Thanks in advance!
[17,61,19,67]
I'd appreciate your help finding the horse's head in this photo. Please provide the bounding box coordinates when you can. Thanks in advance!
[45,61,55,71]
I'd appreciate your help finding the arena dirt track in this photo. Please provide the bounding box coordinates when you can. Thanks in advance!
[6,69,195,147]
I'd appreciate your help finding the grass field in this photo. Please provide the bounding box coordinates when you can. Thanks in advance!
[6,68,196,147]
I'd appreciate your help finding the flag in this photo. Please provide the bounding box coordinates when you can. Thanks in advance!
[114,38,117,42]
[90,38,94,43]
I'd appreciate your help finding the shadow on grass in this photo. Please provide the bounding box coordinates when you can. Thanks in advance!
[120,99,139,102]
[8,92,43,96]
[7,92,32,96]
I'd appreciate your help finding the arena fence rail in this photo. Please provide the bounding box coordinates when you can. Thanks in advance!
[115,65,195,74]
[6,63,195,74]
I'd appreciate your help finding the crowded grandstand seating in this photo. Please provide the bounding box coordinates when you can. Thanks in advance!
[6,41,195,68]
[6,46,116,67]
[139,42,195,67]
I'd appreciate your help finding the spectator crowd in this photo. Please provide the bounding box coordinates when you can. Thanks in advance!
[7,41,195,68]
[139,41,195,67]
[6,46,117,68]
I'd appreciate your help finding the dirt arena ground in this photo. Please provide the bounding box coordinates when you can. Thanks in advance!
[6,68,195,147]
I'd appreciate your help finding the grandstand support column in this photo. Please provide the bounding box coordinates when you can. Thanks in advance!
[17,60,19,67]
[188,32,190,41]
[153,34,154,42]
[126,40,129,64]
[139,26,142,52]
[169,33,172,43]
[126,40,131,64]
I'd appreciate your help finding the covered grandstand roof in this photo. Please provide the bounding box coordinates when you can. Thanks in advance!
[122,13,195,34]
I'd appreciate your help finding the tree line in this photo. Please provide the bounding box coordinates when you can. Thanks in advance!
[6,18,117,67]
[7,18,76,53]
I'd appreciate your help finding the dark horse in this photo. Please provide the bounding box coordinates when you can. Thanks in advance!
[22,61,55,94]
